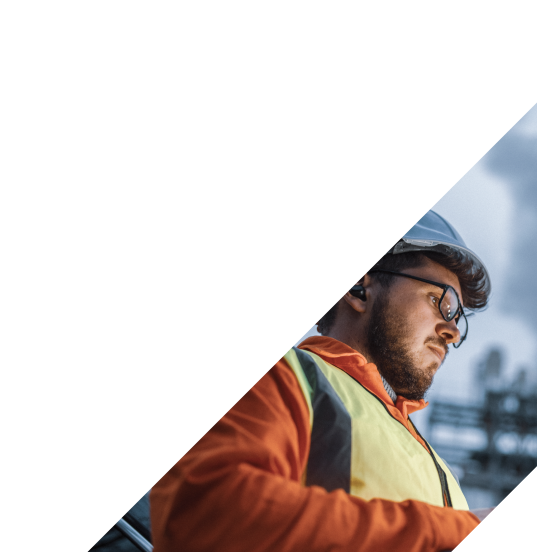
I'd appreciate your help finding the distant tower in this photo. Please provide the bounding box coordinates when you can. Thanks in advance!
[476,348,504,403]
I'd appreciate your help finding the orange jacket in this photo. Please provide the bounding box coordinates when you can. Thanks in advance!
[150,336,479,552]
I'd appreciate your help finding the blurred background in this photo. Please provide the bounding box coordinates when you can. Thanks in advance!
[300,103,537,510]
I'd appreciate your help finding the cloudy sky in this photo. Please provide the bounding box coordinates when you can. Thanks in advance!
[299,104,537,429]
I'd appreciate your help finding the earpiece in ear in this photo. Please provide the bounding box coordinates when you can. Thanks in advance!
[350,285,366,300]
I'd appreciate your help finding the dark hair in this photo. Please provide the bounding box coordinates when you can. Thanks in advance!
[316,249,490,336]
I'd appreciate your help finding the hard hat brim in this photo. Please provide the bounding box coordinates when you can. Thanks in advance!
[392,238,491,299]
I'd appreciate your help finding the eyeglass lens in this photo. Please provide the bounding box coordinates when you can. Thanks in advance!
[440,287,459,322]
[440,287,467,339]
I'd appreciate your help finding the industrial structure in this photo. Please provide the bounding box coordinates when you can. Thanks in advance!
[428,348,537,506]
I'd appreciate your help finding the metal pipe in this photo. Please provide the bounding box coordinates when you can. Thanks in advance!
[115,518,153,552]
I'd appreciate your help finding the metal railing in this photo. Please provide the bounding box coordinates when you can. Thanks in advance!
[115,518,153,552]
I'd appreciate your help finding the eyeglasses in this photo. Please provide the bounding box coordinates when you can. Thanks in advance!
[364,269,468,348]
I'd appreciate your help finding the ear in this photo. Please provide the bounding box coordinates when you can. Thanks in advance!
[343,273,373,313]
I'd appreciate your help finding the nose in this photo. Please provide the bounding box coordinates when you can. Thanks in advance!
[437,318,461,345]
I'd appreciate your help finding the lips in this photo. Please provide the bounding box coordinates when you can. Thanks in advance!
[428,345,445,363]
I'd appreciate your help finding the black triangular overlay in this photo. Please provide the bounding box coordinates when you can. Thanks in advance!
[78,97,534,550]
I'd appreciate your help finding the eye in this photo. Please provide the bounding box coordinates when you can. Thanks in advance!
[430,295,438,306]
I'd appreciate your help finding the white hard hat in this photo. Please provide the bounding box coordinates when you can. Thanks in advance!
[392,210,491,294]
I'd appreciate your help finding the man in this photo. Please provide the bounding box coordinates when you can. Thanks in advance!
[150,210,492,552]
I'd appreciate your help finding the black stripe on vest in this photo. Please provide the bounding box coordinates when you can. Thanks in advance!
[293,348,352,493]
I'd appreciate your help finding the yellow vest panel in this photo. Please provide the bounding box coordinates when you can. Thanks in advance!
[285,348,468,510]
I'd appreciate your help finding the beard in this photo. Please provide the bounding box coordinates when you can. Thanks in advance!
[365,293,448,401]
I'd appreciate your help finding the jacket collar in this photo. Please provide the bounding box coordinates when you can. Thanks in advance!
[297,336,428,423]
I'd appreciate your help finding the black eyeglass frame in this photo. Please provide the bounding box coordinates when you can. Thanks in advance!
[352,269,468,348]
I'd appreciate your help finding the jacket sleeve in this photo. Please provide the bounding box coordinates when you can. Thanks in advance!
[150,358,480,552]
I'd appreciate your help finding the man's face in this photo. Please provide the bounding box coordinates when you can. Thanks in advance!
[365,258,463,401]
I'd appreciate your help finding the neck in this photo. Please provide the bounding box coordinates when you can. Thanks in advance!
[326,327,369,361]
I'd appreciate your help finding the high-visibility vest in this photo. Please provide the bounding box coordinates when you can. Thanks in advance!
[285,347,469,510]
